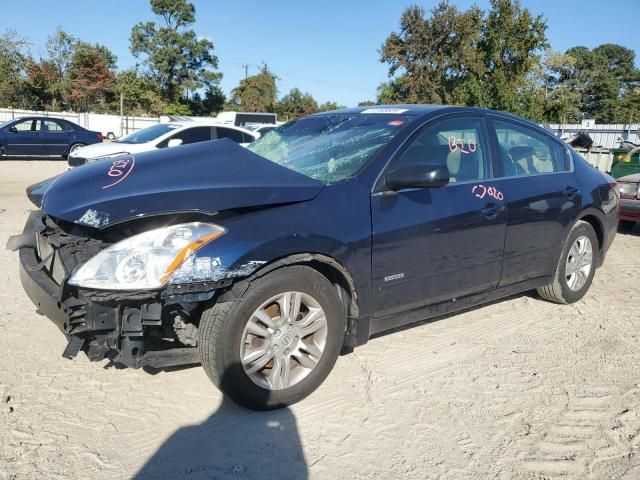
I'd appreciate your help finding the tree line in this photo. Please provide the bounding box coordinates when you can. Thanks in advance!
[378,0,640,124]
[0,0,638,124]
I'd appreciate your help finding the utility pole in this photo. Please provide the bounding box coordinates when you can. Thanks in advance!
[242,64,249,79]
[119,93,124,137]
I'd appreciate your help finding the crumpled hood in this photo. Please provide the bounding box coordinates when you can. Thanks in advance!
[32,139,324,228]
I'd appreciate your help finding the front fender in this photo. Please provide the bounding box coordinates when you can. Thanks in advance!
[168,180,373,317]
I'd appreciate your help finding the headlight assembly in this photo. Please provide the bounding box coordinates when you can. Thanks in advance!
[68,222,225,290]
[616,182,639,198]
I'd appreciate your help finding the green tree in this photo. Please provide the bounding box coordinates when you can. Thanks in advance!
[475,0,548,114]
[379,0,548,119]
[130,0,222,105]
[565,44,639,123]
[0,30,32,109]
[276,88,318,120]
[67,41,117,112]
[380,2,484,105]
[227,64,278,112]
[317,101,346,112]
[115,68,165,115]
[539,51,581,123]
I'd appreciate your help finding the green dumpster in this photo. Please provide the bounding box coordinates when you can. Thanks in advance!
[610,148,640,178]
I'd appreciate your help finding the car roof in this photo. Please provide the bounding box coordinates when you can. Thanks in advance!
[164,120,256,134]
[314,104,548,136]
[12,116,70,122]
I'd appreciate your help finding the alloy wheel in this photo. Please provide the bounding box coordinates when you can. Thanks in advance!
[565,235,593,291]
[240,291,328,390]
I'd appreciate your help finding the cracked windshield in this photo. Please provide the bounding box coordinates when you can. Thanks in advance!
[247,113,413,183]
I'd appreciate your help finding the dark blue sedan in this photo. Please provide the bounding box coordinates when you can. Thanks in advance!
[0,116,103,158]
[10,105,619,409]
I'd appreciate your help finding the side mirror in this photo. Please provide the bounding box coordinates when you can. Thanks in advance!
[167,138,183,148]
[384,164,450,191]
[8,126,17,133]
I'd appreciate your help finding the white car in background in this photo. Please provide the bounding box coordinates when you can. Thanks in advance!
[67,120,258,169]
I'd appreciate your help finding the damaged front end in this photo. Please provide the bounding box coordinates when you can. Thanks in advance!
[9,211,228,369]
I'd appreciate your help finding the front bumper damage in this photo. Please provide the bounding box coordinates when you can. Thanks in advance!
[10,211,216,369]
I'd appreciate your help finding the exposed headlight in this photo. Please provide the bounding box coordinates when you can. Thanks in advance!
[68,222,225,290]
[616,182,639,197]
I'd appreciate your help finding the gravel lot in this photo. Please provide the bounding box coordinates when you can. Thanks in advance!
[1,160,640,480]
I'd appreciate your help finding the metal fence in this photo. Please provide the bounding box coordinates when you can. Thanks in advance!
[548,123,640,149]
[0,108,160,137]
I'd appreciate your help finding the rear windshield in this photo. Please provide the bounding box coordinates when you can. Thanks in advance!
[117,124,181,144]
[247,113,413,184]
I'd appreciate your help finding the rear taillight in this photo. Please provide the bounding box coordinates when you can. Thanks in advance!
[97,133,104,141]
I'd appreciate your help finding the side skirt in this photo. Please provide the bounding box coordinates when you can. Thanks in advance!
[367,276,552,337]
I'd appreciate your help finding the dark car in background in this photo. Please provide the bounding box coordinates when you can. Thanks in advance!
[9,105,619,410]
[616,173,640,231]
[0,116,103,159]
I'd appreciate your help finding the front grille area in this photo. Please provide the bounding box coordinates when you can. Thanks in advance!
[33,213,108,286]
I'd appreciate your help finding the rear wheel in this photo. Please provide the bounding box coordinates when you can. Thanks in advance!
[619,220,636,232]
[537,220,598,304]
[198,266,345,410]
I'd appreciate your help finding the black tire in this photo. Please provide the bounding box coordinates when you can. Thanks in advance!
[63,143,85,159]
[198,265,346,410]
[619,220,636,232]
[537,220,599,304]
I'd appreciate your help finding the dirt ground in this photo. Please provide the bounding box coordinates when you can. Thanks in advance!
[1,160,640,480]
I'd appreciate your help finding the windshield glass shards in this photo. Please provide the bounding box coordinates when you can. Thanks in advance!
[247,113,413,184]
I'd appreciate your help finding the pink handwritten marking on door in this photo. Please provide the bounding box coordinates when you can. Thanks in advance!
[448,136,477,154]
[472,184,503,201]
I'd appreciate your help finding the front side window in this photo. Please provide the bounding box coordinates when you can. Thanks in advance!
[493,120,558,176]
[13,119,39,132]
[247,113,413,184]
[392,116,489,183]
[117,124,181,144]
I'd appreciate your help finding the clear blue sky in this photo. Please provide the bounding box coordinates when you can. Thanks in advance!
[2,0,639,106]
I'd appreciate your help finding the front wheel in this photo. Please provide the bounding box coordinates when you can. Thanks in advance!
[198,266,346,410]
[537,220,598,304]
[63,143,85,159]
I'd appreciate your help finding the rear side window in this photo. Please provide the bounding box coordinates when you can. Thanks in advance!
[550,140,571,172]
[393,116,489,183]
[42,120,66,132]
[216,127,244,143]
[493,120,562,176]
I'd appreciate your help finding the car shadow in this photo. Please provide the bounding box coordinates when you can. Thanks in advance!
[133,364,308,480]
[1,155,65,161]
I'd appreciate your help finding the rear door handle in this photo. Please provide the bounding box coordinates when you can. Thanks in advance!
[563,186,578,199]
[482,203,505,218]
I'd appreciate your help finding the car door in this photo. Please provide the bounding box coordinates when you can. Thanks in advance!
[41,119,71,155]
[485,116,579,286]
[5,119,42,155]
[371,115,506,319]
